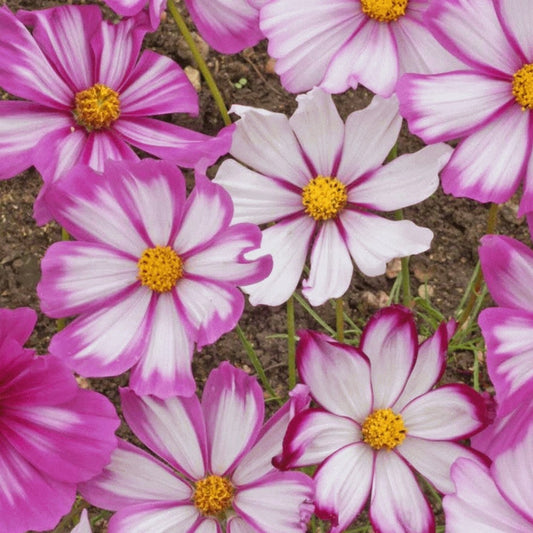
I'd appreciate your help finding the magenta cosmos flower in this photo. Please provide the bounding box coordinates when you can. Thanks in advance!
[444,421,533,532]
[214,88,451,306]
[37,159,272,398]
[0,5,231,222]
[0,307,119,533]
[277,306,487,533]
[103,0,166,30]
[79,362,314,532]
[259,0,462,95]
[398,0,533,212]
[478,234,533,416]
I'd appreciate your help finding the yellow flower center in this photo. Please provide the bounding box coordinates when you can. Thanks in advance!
[137,246,183,293]
[512,63,533,111]
[361,408,407,450]
[193,475,234,517]
[301,176,347,221]
[73,83,121,130]
[360,0,408,22]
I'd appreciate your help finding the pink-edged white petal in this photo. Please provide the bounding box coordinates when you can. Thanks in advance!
[351,143,451,211]
[233,471,314,532]
[401,384,487,440]
[301,221,353,306]
[441,104,531,204]
[314,443,374,533]
[397,72,513,143]
[190,519,221,533]
[398,437,485,494]
[72,509,91,533]
[279,409,360,469]
[120,50,198,116]
[297,330,372,421]
[426,0,520,74]
[393,322,448,411]
[369,451,434,533]
[242,215,315,306]
[48,288,151,376]
[479,234,533,311]
[339,210,433,277]
[260,0,362,93]
[214,160,303,225]
[496,0,533,60]
[479,308,533,416]
[229,105,310,188]
[129,292,196,398]
[17,5,100,92]
[202,362,264,476]
[38,241,138,317]
[80,439,191,511]
[289,88,344,176]
[336,94,401,183]
[359,306,418,409]
[0,7,72,108]
[184,0,262,54]
[227,516,257,533]
[443,458,533,533]
[103,0,146,16]
[120,388,207,481]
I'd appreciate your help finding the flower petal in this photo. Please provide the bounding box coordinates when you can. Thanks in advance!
[359,306,418,409]
[227,516,257,533]
[297,330,372,421]
[202,362,264,476]
[0,307,36,346]
[496,0,533,60]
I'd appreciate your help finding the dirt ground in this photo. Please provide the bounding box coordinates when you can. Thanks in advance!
[1,1,531,531]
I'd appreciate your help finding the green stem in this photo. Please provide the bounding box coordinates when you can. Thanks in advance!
[395,209,412,306]
[294,292,336,336]
[167,0,231,126]
[287,295,296,390]
[335,297,344,342]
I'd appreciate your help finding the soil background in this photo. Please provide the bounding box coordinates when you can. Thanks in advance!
[0,1,530,531]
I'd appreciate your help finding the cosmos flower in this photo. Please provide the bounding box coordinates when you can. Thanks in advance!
[71,510,92,533]
[37,159,272,398]
[398,0,533,213]
[0,307,119,533]
[214,88,451,306]
[259,0,462,95]
[103,0,166,30]
[444,421,533,532]
[277,306,487,533]
[0,5,231,222]
[79,363,314,532]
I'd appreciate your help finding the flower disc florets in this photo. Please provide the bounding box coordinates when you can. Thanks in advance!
[301,175,347,221]
[193,475,234,516]
[362,408,407,450]
[74,83,121,130]
[137,245,183,293]
[512,63,533,110]
[360,0,408,22]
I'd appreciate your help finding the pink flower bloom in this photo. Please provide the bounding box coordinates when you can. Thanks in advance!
[37,159,272,398]
[277,306,488,533]
[103,0,166,30]
[0,307,119,533]
[214,88,451,306]
[184,0,266,54]
[79,363,314,532]
[0,5,231,222]
[478,234,533,416]
[398,0,533,212]
[259,0,462,95]
[444,422,533,532]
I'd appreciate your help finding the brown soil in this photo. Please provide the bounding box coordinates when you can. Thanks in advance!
[1,1,530,532]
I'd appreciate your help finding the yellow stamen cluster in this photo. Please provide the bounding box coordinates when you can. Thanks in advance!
[512,63,533,111]
[73,83,121,130]
[137,246,183,293]
[360,0,408,22]
[301,176,347,221]
[193,475,234,516]
[361,408,407,450]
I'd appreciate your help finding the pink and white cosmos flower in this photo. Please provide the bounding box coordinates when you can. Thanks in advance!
[259,0,462,95]
[0,307,119,533]
[0,5,231,222]
[398,0,533,213]
[478,234,533,416]
[79,362,314,532]
[215,88,451,306]
[444,420,533,532]
[277,306,487,533]
[37,159,272,398]
[103,0,166,30]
